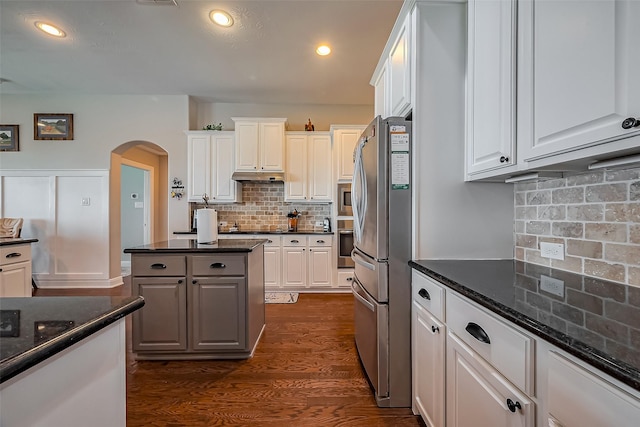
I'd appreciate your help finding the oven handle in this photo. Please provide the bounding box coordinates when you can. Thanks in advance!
[352,281,375,312]
[351,249,375,271]
[339,230,353,234]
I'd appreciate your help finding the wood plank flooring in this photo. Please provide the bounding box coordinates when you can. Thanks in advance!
[35,280,423,426]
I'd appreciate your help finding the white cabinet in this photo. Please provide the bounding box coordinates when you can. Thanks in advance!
[186,131,241,203]
[0,243,32,297]
[373,62,388,120]
[517,0,640,164]
[282,236,307,288]
[446,331,534,427]
[388,13,411,118]
[412,302,445,427]
[465,0,516,179]
[331,125,366,182]
[263,237,281,289]
[308,236,332,288]
[284,132,332,203]
[232,118,286,172]
[546,350,640,427]
[336,270,354,289]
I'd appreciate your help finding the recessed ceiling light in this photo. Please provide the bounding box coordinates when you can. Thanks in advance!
[34,21,66,38]
[316,45,331,56]
[210,10,234,27]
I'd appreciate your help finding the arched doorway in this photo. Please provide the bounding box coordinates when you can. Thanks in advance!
[109,141,168,280]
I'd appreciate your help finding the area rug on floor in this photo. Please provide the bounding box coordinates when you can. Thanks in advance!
[265,292,299,304]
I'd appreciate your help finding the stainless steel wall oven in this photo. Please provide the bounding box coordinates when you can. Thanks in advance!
[337,183,353,217]
[337,219,354,268]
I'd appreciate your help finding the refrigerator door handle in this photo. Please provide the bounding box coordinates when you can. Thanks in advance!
[351,249,375,271]
[352,281,375,312]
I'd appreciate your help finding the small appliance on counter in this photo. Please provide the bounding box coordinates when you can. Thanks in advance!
[323,217,331,232]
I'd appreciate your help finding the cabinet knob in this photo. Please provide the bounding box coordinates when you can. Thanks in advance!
[178,279,183,284]
[499,156,510,163]
[431,325,439,334]
[418,288,431,300]
[192,280,197,284]
[621,117,640,129]
[506,399,522,413]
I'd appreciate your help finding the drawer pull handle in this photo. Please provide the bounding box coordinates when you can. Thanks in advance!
[150,263,167,269]
[210,263,226,269]
[5,252,22,258]
[317,240,325,243]
[267,240,273,243]
[291,239,299,243]
[465,322,491,344]
[418,288,431,300]
[346,277,353,282]
[506,399,521,413]
[431,325,439,334]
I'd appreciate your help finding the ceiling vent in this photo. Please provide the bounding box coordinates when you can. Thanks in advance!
[136,0,178,6]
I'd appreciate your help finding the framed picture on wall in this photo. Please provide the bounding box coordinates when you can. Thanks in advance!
[34,113,74,140]
[0,124,19,151]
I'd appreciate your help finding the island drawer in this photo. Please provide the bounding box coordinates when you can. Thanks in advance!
[191,254,245,276]
[447,291,534,395]
[1,244,31,266]
[132,255,186,276]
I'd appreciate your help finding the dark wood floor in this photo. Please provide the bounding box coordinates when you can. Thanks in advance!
[35,279,422,426]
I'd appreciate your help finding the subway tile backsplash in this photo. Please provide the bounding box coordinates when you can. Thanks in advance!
[191,182,331,232]
[514,167,640,287]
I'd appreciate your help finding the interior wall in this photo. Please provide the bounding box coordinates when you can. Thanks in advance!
[195,102,374,132]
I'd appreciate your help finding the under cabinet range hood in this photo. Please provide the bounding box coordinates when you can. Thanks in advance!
[231,171,285,182]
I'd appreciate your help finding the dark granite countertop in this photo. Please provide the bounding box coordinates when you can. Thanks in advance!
[124,239,267,254]
[0,296,144,383]
[173,230,334,236]
[0,238,38,247]
[409,259,640,392]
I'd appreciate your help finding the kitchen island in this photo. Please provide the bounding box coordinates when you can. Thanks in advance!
[0,295,144,427]
[124,239,266,360]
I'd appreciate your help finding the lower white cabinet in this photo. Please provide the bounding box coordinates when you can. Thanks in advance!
[546,351,640,427]
[412,300,445,427]
[308,236,332,288]
[0,243,33,297]
[263,237,281,289]
[446,331,534,427]
[282,237,307,288]
[336,270,354,289]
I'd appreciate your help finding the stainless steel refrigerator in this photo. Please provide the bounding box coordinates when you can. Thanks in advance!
[351,115,412,407]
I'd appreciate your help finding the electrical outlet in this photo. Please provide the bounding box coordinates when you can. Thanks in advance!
[540,242,564,260]
[81,197,90,206]
[540,275,565,297]
[315,221,323,227]
[219,221,227,227]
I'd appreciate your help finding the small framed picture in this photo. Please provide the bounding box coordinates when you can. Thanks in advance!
[0,124,19,151]
[34,113,74,140]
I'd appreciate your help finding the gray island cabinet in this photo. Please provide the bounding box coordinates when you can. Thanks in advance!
[124,239,265,360]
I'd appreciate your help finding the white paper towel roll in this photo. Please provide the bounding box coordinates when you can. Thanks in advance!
[197,209,218,243]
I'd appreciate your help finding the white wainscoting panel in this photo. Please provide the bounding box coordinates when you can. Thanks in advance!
[0,170,113,288]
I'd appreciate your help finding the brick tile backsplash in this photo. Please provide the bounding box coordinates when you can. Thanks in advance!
[191,182,331,232]
[515,167,640,286]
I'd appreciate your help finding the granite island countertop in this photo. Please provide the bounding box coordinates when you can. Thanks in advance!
[174,230,334,236]
[0,238,38,247]
[409,259,640,392]
[124,238,267,254]
[0,295,144,383]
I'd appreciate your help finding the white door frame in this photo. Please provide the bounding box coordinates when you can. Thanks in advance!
[121,159,154,246]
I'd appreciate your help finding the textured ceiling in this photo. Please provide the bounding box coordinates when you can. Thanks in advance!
[0,0,403,105]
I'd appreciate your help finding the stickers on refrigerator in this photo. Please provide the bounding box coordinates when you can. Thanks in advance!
[391,152,409,190]
[390,130,409,152]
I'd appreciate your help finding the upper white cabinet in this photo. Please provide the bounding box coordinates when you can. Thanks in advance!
[465,0,516,179]
[331,125,366,182]
[371,7,412,119]
[284,132,332,203]
[517,0,640,164]
[186,131,241,203]
[373,62,388,120]
[232,118,286,172]
[388,13,411,118]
